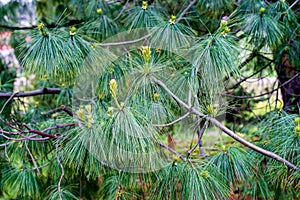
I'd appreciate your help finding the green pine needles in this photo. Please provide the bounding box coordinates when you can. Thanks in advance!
[1,0,300,199]
[20,23,89,82]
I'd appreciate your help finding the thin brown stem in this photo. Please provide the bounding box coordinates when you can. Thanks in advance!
[25,141,41,175]
[153,77,299,170]
[153,112,190,127]
[157,141,186,162]
[0,88,61,98]
[187,120,208,158]
[176,0,197,23]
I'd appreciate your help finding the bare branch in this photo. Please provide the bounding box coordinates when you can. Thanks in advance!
[187,120,208,158]
[0,88,61,98]
[56,141,64,200]
[42,123,75,132]
[176,0,197,23]
[25,141,41,175]
[42,105,73,117]
[207,116,298,170]
[225,72,300,99]
[113,0,130,21]
[0,92,16,114]
[157,141,186,162]
[153,112,190,127]
[98,34,151,47]
[289,0,300,10]
[228,61,272,90]
[154,77,299,170]
[22,124,59,138]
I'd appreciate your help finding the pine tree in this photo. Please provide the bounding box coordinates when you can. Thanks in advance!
[0,0,300,199]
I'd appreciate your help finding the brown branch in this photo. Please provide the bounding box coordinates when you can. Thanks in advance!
[42,123,75,132]
[113,0,129,21]
[289,0,300,10]
[56,141,64,200]
[98,34,151,47]
[22,124,59,138]
[153,77,299,170]
[0,93,16,114]
[225,72,300,99]
[207,116,298,170]
[176,0,197,23]
[187,120,208,158]
[153,112,190,127]
[25,141,41,175]
[157,141,186,162]
[42,105,73,117]
[228,61,272,90]
[0,88,61,98]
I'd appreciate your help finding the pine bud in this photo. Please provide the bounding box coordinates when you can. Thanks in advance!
[220,20,228,27]
[107,107,114,117]
[70,26,77,36]
[37,23,48,37]
[153,93,159,102]
[200,171,210,178]
[96,8,103,15]
[37,23,44,30]
[224,27,231,33]
[85,104,92,114]
[76,109,85,121]
[52,113,57,119]
[141,46,151,59]
[142,1,147,10]
[109,79,117,97]
[260,7,266,14]
[169,15,176,25]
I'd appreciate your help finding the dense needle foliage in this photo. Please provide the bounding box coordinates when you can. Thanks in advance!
[0,0,300,199]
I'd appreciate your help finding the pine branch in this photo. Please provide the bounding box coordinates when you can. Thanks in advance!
[42,105,73,117]
[56,140,64,200]
[0,92,16,114]
[41,123,75,132]
[25,141,41,175]
[153,77,299,170]
[22,124,59,139]
[176,0,197,23]
[225,72,300,99]
[228,61,272,90]
[153,112,190,127]
[113,0,129,21]
[208,116,298,170]
[187,120,208,158]
[0,88,61,98]
[289,0,300,10]
[98,34,151,46]
[157,141,186,162]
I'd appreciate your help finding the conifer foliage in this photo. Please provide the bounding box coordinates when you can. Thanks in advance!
[0,0,300,199]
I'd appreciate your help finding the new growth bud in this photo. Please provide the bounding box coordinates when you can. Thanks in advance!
[37,23,48,37]
[153,93,159,102]
[142,1,147,10]
[70,26,77,36]
[260,7,266,14]
[97,8,103,15]
[169,15,176,25]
